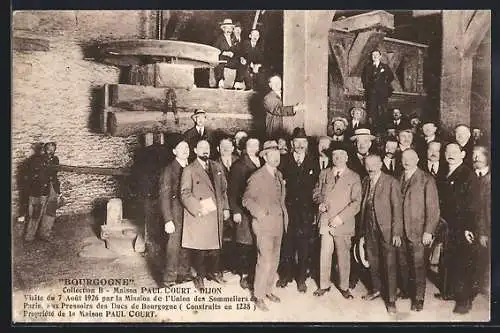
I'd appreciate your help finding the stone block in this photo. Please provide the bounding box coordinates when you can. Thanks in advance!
[129,63,195,89]
[106,198,122,226]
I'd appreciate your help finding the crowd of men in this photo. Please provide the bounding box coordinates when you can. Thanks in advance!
[148,103,490,315]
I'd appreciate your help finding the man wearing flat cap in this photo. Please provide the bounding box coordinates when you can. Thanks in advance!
[243,140,288,312]
[330,117,348,142]
[183,109,214,161]
[313,141,361,299]
[159,134,192,287]
[276,128,318,293]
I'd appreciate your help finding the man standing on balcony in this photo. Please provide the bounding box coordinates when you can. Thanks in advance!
[361,49,395,135]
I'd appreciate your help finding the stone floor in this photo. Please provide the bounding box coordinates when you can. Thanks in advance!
[12,214,490,323]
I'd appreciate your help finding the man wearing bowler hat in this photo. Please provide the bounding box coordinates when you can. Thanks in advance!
[243,140,288,311]
[313,141,361,299]
[276,128,318,292]
[183,109,213,161]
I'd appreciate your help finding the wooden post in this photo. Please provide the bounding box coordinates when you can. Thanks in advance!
[439,10,491,133]
[283,10,335,137]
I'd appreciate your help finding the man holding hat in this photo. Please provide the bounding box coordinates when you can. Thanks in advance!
[243,140,288,311]
[183,109,213,161]
[312,141,361,299]
[330,117,348,142]
[276,128,318,292]
[159,134,192,287]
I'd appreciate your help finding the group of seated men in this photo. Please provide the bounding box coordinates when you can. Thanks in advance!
[145,106,490,315]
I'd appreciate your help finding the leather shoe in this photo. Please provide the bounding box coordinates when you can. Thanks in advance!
[362,291,381,301]
[276,279,289,288]
[434,293,454,301]
[207,273,226,284]
[411,300,424,312]
[176,274,193,283]
[253,298,269,312]
[386,302,397,314]
[349,280,358,290]
[266,293,281,303]
[193,276,204,291]
[340,289,354,299]
[313,287,331,297]
[297,282,307,293]
[453,301,471,314]
[397,290,410,300]
[162,280,176,288]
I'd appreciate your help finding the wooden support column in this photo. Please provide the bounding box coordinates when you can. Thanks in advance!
[283,10,335,137]
[439,10,491,133]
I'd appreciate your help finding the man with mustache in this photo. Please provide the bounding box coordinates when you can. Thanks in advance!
[330,117,348,142]
[381,137,401,177]
[437,143,479,314]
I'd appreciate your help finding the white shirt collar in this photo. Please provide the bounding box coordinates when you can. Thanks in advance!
[332,135,344,141]
[425,135,436,143]
[176,157,187,168]
[196,125,204,134]
[197,158,207,169]
[475,166,489,176]
[394,119,400,124]
[249,155,260,166]
[373,61,380,67]
[224,34,232,45]
[399,144,411,151]
[447,161,463,176]
[428,160,439,168]
[332,166,346,175]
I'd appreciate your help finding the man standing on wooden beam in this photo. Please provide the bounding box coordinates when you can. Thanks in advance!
[361,49,395,135]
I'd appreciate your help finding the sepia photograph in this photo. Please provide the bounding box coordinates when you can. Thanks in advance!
[11,9,491,323]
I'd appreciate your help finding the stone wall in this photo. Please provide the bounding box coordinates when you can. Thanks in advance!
[12,10,157,218]
[471,29,491,139]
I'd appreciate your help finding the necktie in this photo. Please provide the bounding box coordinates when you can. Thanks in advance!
[478,171,484,177]
[296,155,302,166]
[361,155,366,166]
[334,171,340,183]
[431,163,437,176]
[389,159,394,172]
[322,160,326,170]
[198,128,203,136]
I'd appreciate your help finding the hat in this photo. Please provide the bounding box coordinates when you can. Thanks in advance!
[191,109,206,119]
[350,128,376,141]
[259,140,279,157]
[168,133,186,150]
[331,117,348,127]
[329,141,349,153]
[421,117,438,126]
[353,237,370,268]
[292,127,307,139]
[220,18,234,28]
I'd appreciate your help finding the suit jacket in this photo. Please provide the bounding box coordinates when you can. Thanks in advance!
[241,40,265,65]
[399,168,440,242]
[214,34,236,67]
[242,166,288,236]
[216,154,238,181]
[381,156,403,178]
[159,159,184,229]
[132,144,169,199]
[475,171,491,237]
[457,138,474,167]
[263,90,295,137]
[45,155,61,194]
[361,61,394,102]
[180,159,229,250]
[228,153,261,244]
[418,158,448,183]
[438,163,479,235]
[345,120,368,139]
[388,117,411,132]
[25,154,50,197]
[360,172,403,243]
[313,167,362,236]
[347,152,370,179]
[279,153,320,227]
[183,126,214,161]
[414,134,445,160]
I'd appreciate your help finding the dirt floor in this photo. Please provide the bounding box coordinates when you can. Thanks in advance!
[12,214,490,323]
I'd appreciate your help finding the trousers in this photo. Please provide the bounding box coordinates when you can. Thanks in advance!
[163,229,191,283]
[397,236,427,301]
[253,232,282,299]
[278,224,311,284]
[320,234,352,290]
[24,184,57,241]
[190,249,220,278]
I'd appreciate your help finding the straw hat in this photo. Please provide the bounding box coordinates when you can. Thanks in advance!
[220,18,235,28]
[350,128,376,141]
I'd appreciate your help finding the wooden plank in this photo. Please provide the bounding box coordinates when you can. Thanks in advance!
[108,84,256,114]
[97,39,220,67]
[13,36,50,52]
[462,10,491,58]
[412,10,441,17]
[331,10,394,32]
[108,109,253,137]
[58,164,131,176]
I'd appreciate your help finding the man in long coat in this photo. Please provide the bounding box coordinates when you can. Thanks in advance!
[397,149,440,311]
[263,75,302,138]
[159,135,191,286]
[180,139,230,291]
[243,140,288,312]
[228,136,262,290]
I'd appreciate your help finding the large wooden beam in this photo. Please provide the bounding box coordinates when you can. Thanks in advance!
[13,36,50,52]
[107,84,255,113]
[412,10,442,17]
[58,164,131,176]
[283,10,335,137]
[462,10,491,58]
[107,108,252,137]
[331,10,394,31]
[348,30,386,76]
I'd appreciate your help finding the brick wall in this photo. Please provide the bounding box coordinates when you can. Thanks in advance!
[12,10,157,218]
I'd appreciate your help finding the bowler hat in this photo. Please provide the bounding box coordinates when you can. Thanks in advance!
[350,128,376,141]
[329,141,349,154]
[353,237,370,268]
[168,133,186,150]
[292,127,307,139]
[191,109,206,119]
[259,140,279,158]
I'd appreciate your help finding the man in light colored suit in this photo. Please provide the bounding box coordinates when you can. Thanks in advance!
[243,140,288,312]
[397,149,440,311]
[312,142,361,299]
[360,154,403,314]
[180,139,230,291]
